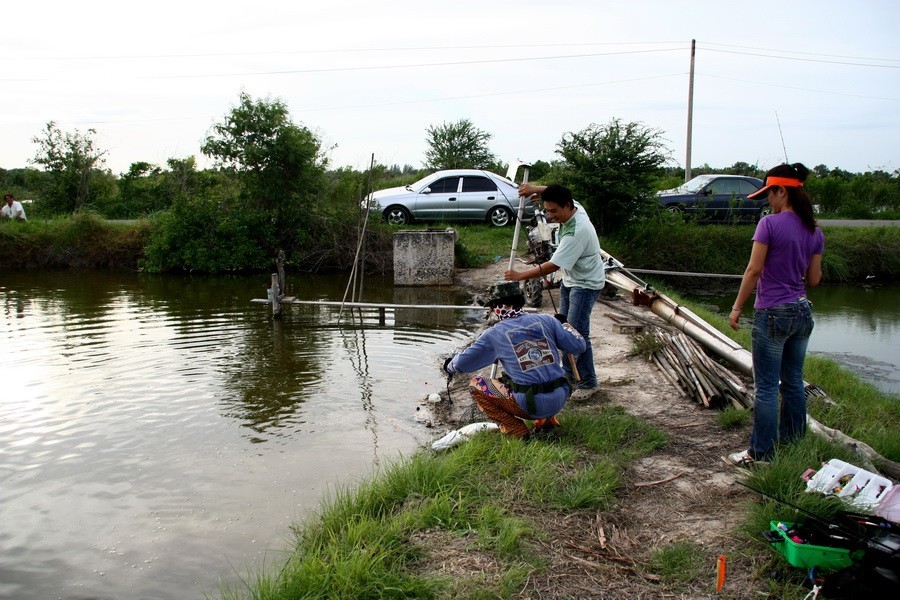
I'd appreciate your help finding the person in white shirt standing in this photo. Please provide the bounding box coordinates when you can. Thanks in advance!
[2,194,27,220]
[504,184,606,390]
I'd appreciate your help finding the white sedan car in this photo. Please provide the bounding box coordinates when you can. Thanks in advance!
[366,169,535,227]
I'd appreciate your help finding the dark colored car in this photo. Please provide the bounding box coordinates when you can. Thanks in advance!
[658,175,768,222]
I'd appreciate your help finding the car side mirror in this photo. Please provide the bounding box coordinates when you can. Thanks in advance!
[701,188,712,196]
[422,187,431,194]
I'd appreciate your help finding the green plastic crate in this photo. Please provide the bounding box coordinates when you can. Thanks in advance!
[767,521,861,571]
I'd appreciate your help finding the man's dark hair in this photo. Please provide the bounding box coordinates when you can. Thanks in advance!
[486,281,526,308]
[3,193,13,201]
[540,184,574,209]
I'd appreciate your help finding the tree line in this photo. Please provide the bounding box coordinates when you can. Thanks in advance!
[2,92,898,272]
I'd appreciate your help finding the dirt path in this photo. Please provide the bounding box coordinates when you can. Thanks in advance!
[434,262,767,598]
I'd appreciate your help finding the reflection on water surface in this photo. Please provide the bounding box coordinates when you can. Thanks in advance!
[0,271,475,599]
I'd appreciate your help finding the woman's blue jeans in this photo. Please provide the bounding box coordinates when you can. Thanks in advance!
[749,299,814,460]
[559,284,603,388]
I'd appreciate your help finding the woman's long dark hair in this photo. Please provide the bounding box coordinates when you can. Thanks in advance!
[764,163,817,232]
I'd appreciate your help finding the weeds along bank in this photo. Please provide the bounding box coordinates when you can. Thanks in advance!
[0,213,150,269]
[669,288,900,462]
[605,219,900,283]
[0,211,393,273]
[2,215,898,282]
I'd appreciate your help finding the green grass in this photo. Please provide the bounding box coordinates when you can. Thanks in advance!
[732,436,862,594]
[452,223,531,268]
[382,221,529,269]
[646,282,900,461]
[447,218,900,283]
[648,541,706,584]
[606,218,900,284]
[628,330,665,359]
[0,212,150,269]
[218,406,665,599]
[718,406,751,429]
[804,357,900,461]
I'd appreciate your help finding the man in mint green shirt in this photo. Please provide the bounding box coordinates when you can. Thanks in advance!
[505,184,605,389]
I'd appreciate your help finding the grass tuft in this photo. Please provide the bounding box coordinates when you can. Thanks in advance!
[628,330,664,359]
[718,406,751,429]
[648,541,706,584]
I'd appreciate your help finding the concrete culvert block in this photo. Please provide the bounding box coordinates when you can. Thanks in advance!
[393,229,456,286]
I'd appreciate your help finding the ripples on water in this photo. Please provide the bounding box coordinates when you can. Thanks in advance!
[0,272,475,599]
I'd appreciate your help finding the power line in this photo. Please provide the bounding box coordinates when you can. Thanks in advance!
[700,42,900,63]
[1,49,685,83]
[6,68,895,129]
[146,48,684,80]
[290,73,686,114]
[1,73,687,127]
[702,47,900,69]
[10,41,689,62]
[698,72,900,102]
[11,40,900,66]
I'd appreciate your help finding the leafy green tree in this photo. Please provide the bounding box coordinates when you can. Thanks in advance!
[726,161,762,178]
[527,159,551,182]
[552,118,670,234]
[165,157,200,195]
[30,121,115,214]
[424,119,496,170]
[201,92,327,257]
[115,161,165,217]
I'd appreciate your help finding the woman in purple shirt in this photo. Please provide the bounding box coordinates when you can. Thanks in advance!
[726,163,824,467]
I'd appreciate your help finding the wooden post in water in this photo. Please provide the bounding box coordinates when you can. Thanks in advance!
[276,250,286,299]
[270,273,282,318]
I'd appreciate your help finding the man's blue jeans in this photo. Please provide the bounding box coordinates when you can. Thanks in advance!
[749,299,814,460]
[559,284,603,388]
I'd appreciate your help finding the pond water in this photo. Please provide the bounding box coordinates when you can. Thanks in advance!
[684,283,900,396]
[2,272,897,599]
[0,271,476,599]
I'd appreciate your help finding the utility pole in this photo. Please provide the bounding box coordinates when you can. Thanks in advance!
[685,39,696,182]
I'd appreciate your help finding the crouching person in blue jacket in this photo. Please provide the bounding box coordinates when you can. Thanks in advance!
[443,282,587,439]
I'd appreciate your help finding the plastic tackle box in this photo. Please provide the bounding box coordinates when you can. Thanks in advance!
[803,458,894,511]
[765,521,860,571]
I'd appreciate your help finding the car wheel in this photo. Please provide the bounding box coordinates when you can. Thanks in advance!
[523,277,543,308]
[384,206,411,226]
[487,206,512,227]
[666,205,684,219]
[758,204,773,221]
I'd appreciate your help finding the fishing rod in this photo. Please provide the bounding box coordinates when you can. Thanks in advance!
[490,163,531,379]
[738,480,898,555]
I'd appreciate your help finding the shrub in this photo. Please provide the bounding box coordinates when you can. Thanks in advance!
[141,194,270,273]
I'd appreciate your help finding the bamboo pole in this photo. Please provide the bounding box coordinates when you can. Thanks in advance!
[652,353,685,394]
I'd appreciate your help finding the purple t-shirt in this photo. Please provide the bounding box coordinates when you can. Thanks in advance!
[753,212,825,309]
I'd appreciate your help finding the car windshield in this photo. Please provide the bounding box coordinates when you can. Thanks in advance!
[679,175,715,193]
[408,174,438,191]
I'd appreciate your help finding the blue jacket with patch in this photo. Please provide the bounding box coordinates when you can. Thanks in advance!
[446,313,586,418]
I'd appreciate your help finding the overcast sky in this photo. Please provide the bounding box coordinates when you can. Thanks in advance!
[3,0,898,177]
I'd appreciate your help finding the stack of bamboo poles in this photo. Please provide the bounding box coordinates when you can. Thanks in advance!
[650,330,754,409]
